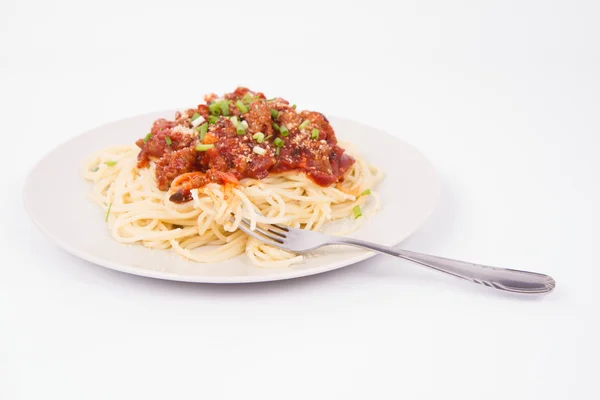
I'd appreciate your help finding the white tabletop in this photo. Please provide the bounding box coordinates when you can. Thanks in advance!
[1,1,598,399]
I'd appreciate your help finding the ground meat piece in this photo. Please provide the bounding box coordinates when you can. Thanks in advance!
[247,154,277,179]
[174,109,202,128]
[329,144,355,179]
[277,109,303,131]
[204,93,217,103]
[136,119,192,167]
[155,147,200,191]
[136,121,173,167]
[244,100,274,136]
[152,118,177,134]
[224,87,251,102]
[224,87,266,102]
[211,117,237,138]
[168,128,197,151]
[267,98,290,108]
[208,136,252,179]
[197,104,209,120]
[299,111,337,144]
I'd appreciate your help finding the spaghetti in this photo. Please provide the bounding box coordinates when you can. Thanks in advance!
[82,88,383,267]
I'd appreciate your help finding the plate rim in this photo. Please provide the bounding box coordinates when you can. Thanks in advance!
[23,111,441,284]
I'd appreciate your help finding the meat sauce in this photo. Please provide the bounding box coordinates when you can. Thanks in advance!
[135,87,355,203]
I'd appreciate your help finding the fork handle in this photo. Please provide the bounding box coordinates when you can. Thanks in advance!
[333,238,555,294]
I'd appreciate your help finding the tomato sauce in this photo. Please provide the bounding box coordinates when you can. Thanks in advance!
[135,87,355,203]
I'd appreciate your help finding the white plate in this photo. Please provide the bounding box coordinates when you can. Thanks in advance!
[23,111,440,283]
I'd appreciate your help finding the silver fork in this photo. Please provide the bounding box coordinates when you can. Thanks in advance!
[237,218,556,294]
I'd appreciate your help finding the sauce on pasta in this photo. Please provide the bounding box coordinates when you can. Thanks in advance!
[135,87,355,203]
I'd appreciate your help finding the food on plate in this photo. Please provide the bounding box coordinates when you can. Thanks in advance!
[82,87,383,267]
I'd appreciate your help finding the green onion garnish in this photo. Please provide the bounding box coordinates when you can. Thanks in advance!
[299,120,310,130]
[274,137,284,147]
[91,166,99,172]
[165,136,172,146]
[236,100,249,114]
[196,144,215,151]
[230,116,246,135]
[197,123,208,140]
[220,101,230,116]
[253,132,265,143]
[292,104,297,110]
[105,202,112,222]
[143,133,152,143]
[272,123,280,132]
[361,189,371,196]
[208,115,219,124]
[270,109,279,119]
[311,129,319,139]
[104,160,117,167]
[208,102,221,115]
[279,125,289,137]
[191,112,201,121]
[352,205,362,219]
[242,93,253,104]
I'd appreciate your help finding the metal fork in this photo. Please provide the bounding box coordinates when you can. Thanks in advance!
[237,218,556,294]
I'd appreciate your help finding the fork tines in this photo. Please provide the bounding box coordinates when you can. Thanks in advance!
[237,218,289,245]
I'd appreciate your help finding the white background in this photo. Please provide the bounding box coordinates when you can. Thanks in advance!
[1,0,599,399]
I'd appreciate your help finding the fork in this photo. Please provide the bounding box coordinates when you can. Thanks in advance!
[237,218,556,294]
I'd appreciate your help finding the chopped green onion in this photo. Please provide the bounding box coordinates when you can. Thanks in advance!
[91,166,99,172]
[229,116,246,135]
[104,160,117,167]
[279,125,289,137]
[191,112,201,121]
[273,137,283,154]
[105,202,112,222]
[208,102,221,115]
[311,129,320,139]
[208,115,219,124]
[242,93,253,104]
[165,136,172,146]
[143,133,152,143]
[361,189,371,196]
[292,104,297,110]
[236,100,249,113]
[196,144,215,152]
[272,123,280,132]
[352,205,362,219]
[220,100,230,116]
[299,120,310,130]
[253,132,265,143]
[253,146,266,155]
[270,109,279,119]
[197,123,208,140]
